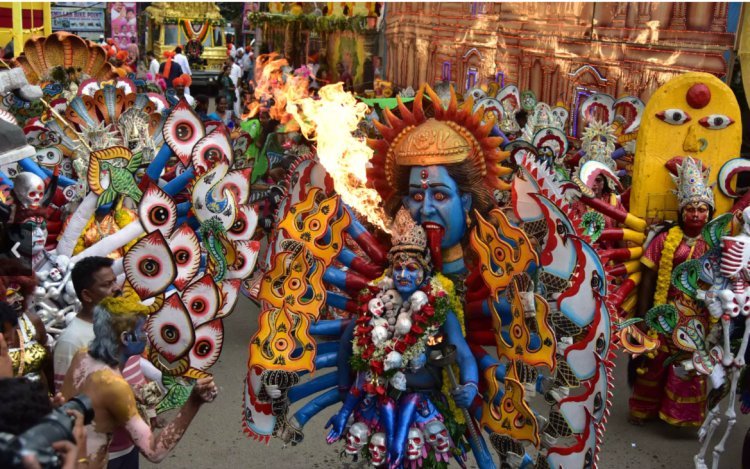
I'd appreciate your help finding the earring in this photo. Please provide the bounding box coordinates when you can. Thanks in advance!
[465,211,472,228]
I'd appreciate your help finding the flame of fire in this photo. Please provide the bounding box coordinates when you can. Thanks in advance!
[252,53,309,128]
[287,83,390,232]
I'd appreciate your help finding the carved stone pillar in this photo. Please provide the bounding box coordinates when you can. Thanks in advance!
[670,2,686,30]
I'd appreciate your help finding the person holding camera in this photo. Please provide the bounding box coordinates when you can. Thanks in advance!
[0,376,89,469]
[62,294,217,469]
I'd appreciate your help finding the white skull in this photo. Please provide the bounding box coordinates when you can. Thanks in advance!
[383,350,403,371]
[371,325,389,347]
[425,419,451,453]
[380,289,403,310]
[48,268,63,283]
[13,172,45,208]
[409,290,429,312]
[368,297,385,317]
[390,371,406,391]
[406,427,425,460]
[394,312,412,337]
[344,422,370,455]
[368,432,387,466]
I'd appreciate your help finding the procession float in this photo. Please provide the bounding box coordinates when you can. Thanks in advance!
[0,2,748,468]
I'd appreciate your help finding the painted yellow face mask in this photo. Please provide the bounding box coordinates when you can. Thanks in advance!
[631,72,741,220]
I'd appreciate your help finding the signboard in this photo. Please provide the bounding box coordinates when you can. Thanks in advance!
[51,7,105,33]
[109,2,137,50]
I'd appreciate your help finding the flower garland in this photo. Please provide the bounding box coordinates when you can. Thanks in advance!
[654,226,683,306]
[351,276,450,395]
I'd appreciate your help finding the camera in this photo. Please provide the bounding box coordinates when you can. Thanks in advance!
[0,395,94,469]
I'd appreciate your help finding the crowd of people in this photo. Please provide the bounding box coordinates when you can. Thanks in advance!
[0,255,218,469]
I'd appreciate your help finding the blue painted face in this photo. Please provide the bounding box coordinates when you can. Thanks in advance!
[392,258,424,296]
[403,166,472,249]
[123,317,148,358]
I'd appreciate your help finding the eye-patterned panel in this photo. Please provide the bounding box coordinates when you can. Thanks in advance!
[191,128,233,175]
[189,318,224,371]
[168,223,202,291]
[225,240,261,280]
[146,293,195,364]
[164,100,205,166]
[216,279,242,319]
[181,274,221,327]
[138,183,177,237]
[123,230,177,300]
[227,204,259,242]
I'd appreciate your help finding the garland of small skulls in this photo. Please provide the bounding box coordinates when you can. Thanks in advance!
[350,276,449,395]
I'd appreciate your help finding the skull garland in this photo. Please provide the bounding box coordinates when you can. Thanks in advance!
[344,422,370,457]
[406,427,427,462]
[424,419,453,462]
[368,432,387,467]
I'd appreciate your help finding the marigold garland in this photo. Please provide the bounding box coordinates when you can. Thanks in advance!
[654,226,683,306]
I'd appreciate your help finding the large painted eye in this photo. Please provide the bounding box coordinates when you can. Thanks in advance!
[139,183,177,237]
[181,274,220,327]
[189,319,224,371]
[656,109,691,125]
[227,205,257,243]
[699,114,734,130]
[123,231,176,300]
[164,100,205,166]
[146,294,195,362]
[191,129,232,174]
[168,224,201,291]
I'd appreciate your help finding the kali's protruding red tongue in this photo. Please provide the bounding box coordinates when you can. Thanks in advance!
[423,223,444,272]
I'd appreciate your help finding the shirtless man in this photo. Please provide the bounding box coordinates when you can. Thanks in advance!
[62,295,217,468]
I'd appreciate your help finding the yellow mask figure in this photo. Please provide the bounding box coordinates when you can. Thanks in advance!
[631,72,741,220]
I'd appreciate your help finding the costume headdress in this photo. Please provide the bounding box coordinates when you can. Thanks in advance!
[388,208,430,271]
[99,284,163,316]
[669,156,714,209]
[580,121,616,170]
[367,84,511,202]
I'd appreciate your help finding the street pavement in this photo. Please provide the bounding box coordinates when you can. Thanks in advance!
[142,296,749,468]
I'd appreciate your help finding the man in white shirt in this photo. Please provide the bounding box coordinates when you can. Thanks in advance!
[174,46,192,95]
[240,47,253,82]
[53,256,122,391]
[227,56,243,115]
[147,51,160,79]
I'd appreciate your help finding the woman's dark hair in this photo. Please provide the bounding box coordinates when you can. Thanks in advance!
[0,378,52,435]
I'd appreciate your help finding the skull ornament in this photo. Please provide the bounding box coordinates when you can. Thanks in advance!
[13,172,45,208]
[424,419,451,453]
[380,289,403,310]
[368,432,387,466]
[369,297,386,316]
[394,312,412,337]
[406,427,425,460]
[409,290,429,312]
[344,422,370,455]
